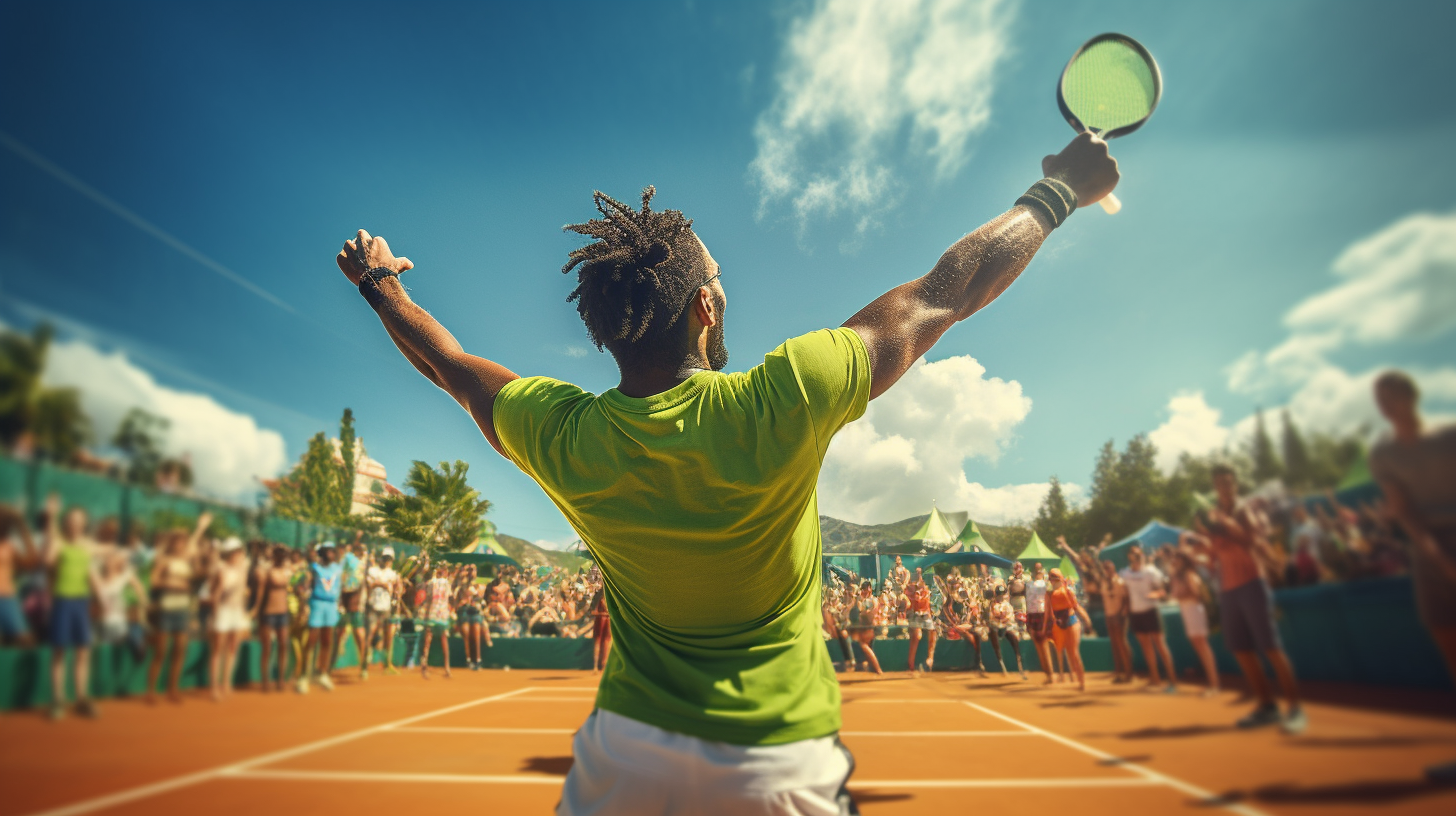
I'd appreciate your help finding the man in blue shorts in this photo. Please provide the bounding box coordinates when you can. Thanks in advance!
[337,130,1119,814]
[297,540,342,693]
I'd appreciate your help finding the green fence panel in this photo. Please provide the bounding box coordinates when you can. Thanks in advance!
[0,457,30,504]
[32,462,125,522]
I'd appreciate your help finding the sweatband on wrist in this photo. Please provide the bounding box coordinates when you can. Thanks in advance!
[358,267,400,308]
[1016,178,1078,228]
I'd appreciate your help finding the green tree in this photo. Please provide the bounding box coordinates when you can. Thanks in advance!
[1249,408,1283,485]
[113,408,170,485]
[0,323,92,461]
[1280,410,1312,489]
[1081,435,1166,544]
[1032,475,1082,546]
[268,408,361,527]
[369,460,491,555]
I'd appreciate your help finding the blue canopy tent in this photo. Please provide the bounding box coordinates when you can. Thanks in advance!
[1098,520,1185,569]
[920,550,1016,571]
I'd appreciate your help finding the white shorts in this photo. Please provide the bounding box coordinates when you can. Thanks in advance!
[558,709,856,816]
[211,606,252,633]
[1180,602,1209,639]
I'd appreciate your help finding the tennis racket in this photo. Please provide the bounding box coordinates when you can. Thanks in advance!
[1057,33,1162,214]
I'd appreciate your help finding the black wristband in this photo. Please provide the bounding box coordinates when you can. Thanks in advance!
[1016,178,1078,228]
[358,267,399,308]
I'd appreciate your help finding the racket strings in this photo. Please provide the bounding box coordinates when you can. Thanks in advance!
[1061,39,1158,133]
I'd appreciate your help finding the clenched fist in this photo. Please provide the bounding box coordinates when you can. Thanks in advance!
[1042,132,1120,207]
[337,229,414,285]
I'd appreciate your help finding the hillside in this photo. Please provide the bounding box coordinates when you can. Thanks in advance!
[820,513,1032,558]
[495,532,590,572]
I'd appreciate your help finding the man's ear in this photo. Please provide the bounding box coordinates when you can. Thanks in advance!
[692,287,718,327]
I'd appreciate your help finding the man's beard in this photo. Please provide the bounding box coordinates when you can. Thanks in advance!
[706,291,729,371]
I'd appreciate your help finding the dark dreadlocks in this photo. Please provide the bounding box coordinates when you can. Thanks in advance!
[562,187,713,369]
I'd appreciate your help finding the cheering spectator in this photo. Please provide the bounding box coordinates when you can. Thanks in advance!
[0,504,38,646]
[1119,543,1176,694]
[41,495,102,720]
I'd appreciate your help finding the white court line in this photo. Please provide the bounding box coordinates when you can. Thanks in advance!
[846,699,964,703]
[849,778,1160,789]
[226,769,1161,790]
[226,769,564,786]
[393,726,576,735]
[503,696,601,702]
[18,687,538,816]
[962,700,1271,816]
[840,730,1034,737]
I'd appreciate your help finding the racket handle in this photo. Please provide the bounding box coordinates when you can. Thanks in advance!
[1098,192,1122,214]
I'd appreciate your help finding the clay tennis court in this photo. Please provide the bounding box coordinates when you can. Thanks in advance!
[5,670,1455,816]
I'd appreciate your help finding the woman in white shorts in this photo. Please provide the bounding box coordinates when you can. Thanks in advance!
[1170,551,1220,696]
[208,538,253,700]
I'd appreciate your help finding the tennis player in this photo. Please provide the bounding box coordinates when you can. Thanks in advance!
[337,130,1117,815]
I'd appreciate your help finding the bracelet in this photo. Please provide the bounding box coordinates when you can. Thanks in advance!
[1016,178,1078,228]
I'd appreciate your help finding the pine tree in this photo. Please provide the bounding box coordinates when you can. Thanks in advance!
[269,408,364,527]
[1033,475,1083,546]
[1280,409,1312,489]
[335,408,358,521]
[1249,408,1284,485]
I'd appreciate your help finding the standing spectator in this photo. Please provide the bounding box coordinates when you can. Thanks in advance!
[0,504,38,646]
[41,495,102,720]
[1183,465,1305,733]
[335,535,368,678]
[1042,568,1092,692]
[1287,505,1326,586]
[1170,550,1220,696]
[1119,543,1176,694]
[1370,370,1456,784]
[1024,562,1054,684]
[417,563,454,679]
[905,567,937,674]
[364,547,401,676]
[207,538,251,700]
[95,551,144,654]
[845,579,884,676]
[987,582,1027,678]
[1100,560,1133,684]
[588,579,612,674]
[297,541,342,693]
[252,545,294,692]
[145,513,210,704]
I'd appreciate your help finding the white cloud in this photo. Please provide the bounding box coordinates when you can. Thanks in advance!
[1230,210,1456,395]
[751,0,1015,232]
[817,354,1076,525]
[40,337,287,503]
[532,536,581,552]
[1148,392,1230,474]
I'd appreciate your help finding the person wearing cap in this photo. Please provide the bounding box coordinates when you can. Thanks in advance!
[1041,568,1092,692]
[207,537,251,701]
[334,534,369,678]
[364,546,401,676]
[297,540,343,693]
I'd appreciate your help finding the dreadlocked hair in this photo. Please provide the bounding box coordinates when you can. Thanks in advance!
[561,186,706,364]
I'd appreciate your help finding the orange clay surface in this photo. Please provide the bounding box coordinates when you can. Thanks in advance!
[4,669,1456,816]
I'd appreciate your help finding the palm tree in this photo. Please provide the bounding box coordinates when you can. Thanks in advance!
[0,323,91,461]
[370,460,491,554]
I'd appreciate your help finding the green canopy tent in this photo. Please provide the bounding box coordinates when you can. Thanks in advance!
[1015,530,1062,569]
[1057,554,1080,582]
[906,504,961,549]
[949,518,987,554]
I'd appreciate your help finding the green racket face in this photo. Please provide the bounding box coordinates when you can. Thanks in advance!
[1059,36,1160,137]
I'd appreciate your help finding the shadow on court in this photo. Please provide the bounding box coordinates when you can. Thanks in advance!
[521,756,574,776]
[851,791,914,805]
[1114,724,1239,740]
[1214,778,1456,805]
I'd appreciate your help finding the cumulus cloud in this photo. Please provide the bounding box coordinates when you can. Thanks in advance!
[1148,392,1230,474]
[817,354,1077,525]
[40,336,287,503]
[751,0,1015,232]
[1219,209,1456,444]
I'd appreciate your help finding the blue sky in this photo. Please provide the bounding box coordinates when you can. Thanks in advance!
[3,0,1454,545]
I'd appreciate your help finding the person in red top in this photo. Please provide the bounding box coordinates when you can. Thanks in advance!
[1041,568,1091,692]
[1181,464,1305,734]
[904,567,937,675]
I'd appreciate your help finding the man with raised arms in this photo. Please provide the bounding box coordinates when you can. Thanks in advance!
[336,131,1117,815]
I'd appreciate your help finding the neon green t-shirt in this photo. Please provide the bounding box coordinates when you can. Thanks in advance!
[493,327,870,745]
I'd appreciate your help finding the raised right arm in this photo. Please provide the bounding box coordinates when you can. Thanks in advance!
[844,132,1119,400]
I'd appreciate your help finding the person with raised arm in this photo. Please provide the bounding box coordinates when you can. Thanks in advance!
[335,130,1117,814]
[42,495,103,719]
[145,511,211,705]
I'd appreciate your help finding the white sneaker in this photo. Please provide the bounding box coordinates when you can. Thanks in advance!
[317,674,335,692]
[296,677,310,695]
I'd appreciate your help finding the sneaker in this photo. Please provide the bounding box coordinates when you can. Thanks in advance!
[48,703,65,722]
[1237,704,1281,729]
[1163,684,1178,695]
[1281,707,1308,735]
[296,677,310,695]
[360,668,369,681]
[385,666,400,676]
[317,674,335,692]
[76,699,99,719]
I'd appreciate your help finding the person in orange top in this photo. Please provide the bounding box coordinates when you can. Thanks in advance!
[1041,568,1092,692]
[904,567,937,675]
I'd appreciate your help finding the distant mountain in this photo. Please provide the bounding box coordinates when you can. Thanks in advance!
[820,513,1032,558]
[496,532,590,571]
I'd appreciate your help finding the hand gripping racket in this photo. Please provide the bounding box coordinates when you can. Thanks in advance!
[1057,33,1162,214]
